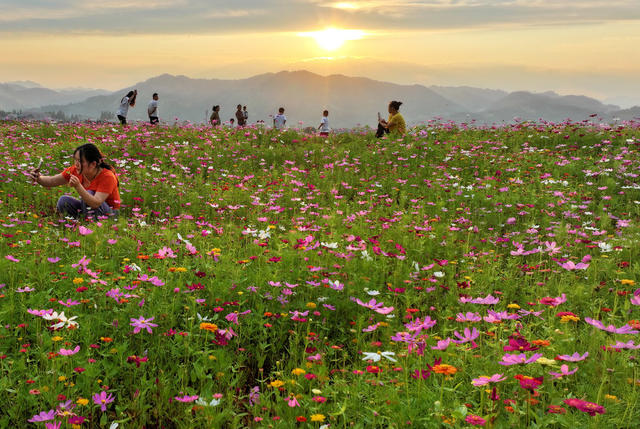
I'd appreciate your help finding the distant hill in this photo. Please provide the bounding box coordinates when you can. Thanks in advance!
[0,82,109,111]
[3,71,637,126]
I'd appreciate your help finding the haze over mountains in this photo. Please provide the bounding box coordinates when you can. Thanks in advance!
[2,71,638,127]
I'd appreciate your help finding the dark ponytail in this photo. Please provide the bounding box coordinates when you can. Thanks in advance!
[389,100,403,111]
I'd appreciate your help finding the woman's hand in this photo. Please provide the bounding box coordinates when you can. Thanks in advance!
[68,175,82,189]
[29,169,41,184]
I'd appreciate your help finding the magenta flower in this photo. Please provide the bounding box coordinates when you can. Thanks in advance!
[503,337,539,352]
[47,257,61,263]
[556,352,589,362]
[28,410,56,422]
[5,255,19,262]
[130,315,158,334]
[498,353,543,366]
[564,398,605,416]
[471,373,506,387]
[390,331,419,343]
[465,415,486,426]
[92,391,115,412]
[286,395,300,407]
[539,293,567,307]
[78,226,93,235]
[174,394,199,402]
[58,346,80,356]
[549,364,578,379]
[45,422,61,429]
[584,317,639,334]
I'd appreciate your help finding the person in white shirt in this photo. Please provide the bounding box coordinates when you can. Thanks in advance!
[116,89,137,125]
[273,107,286,130]
[318,110,330,136]
[148,93,159,125]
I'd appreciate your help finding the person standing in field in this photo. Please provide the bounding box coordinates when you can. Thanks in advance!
[235,104,246,127]
[210,105,221,127]
[376,100,406,138]
[273,107,286,130]
[243,105,248,124]
[148,93,159,125]
[30,143,120,218]
[318,110,330,137]
[116,89,137,125]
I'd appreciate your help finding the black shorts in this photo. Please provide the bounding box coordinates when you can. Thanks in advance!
[117,115,127,125]
[149,116,159,124]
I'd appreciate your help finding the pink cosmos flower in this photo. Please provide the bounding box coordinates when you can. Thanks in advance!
[404,316,437,333]
[459,295,499,305]
[431,338,452,351]
[556,352,589,362]
[286,395,300,407]
[456,312,482,322]
[557,255,591,271]
[609,340,640,350]
[543,241,562,255]
[584,317,639,334]
[92,391,115,411]
[471,373,506,386]
[452,327,479,348]
[28,410,56,422]
[498,353,543,366]
[539,293,566,307]
[354,297,394,314]
[78,226,93,235]
[549,364,578,379]
[58,346,80,356]
[5,255,19,262]
[47,257,61,263]
[130,315,158,334]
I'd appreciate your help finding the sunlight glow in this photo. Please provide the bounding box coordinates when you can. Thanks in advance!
[298,28,366,51]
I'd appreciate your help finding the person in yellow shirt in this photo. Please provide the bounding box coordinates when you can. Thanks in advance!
[376,100,406,137]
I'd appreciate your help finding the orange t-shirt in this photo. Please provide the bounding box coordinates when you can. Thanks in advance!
[61,165,121,209]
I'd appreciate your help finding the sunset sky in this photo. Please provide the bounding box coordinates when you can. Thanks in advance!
[2,0,640,105]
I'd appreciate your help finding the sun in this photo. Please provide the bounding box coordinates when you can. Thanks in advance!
[298,28,366,51]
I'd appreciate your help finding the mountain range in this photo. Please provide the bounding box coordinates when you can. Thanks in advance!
[2,71,639,127]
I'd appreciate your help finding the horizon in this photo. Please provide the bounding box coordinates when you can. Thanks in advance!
[2,1,640,107]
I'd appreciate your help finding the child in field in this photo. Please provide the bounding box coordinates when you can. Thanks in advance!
[318,110,330,137]
[273,107,286,130]
[148,93,159,124]
[209,105,221,127]
[30,143,120,218]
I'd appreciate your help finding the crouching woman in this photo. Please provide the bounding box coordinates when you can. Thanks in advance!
[31,143,121,218]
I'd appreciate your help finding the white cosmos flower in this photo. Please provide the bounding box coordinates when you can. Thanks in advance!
[362,351,397,362]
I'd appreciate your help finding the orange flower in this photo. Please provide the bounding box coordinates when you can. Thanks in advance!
[532,339,550,347]
[199,322,218,332]
[432,364,458,376]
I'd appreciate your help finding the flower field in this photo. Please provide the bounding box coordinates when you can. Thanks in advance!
[1,119,639,428]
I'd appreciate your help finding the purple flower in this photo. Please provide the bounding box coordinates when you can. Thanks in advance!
[130,315,158,334]
[584,317,639,334]
[92,391,115,412]
[47,257,61,263]
[460,294,500,305]
[390,331,419,343]
[609,340,640,350]
[354,297,394,314]
[404,316,437,333]
[45,422,61,429]
[471,373,506,387]
[28,410,56,422]
[456,312,482,322]
[452,327,479,348]
[498,353,543,366]
[557,352,589,362]
[549,364,578,379]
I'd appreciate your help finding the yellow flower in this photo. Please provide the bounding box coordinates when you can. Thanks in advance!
[291,368,306,376]
[76,397,89,406]
[199,323,218,332]
[306,302,317,309]
[269,380,284,388]
[51,336,63,342]
[621,279,636,286]
[58,376,66,382]
[507,303,520,309]
[72,278,84,285]
[560,315,580,323]
[268,225,276,229]
[310,414,326,422]
[536,357,557,366]
[605,394,619,402]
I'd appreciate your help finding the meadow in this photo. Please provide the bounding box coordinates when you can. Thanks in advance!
[0,119,639,428]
